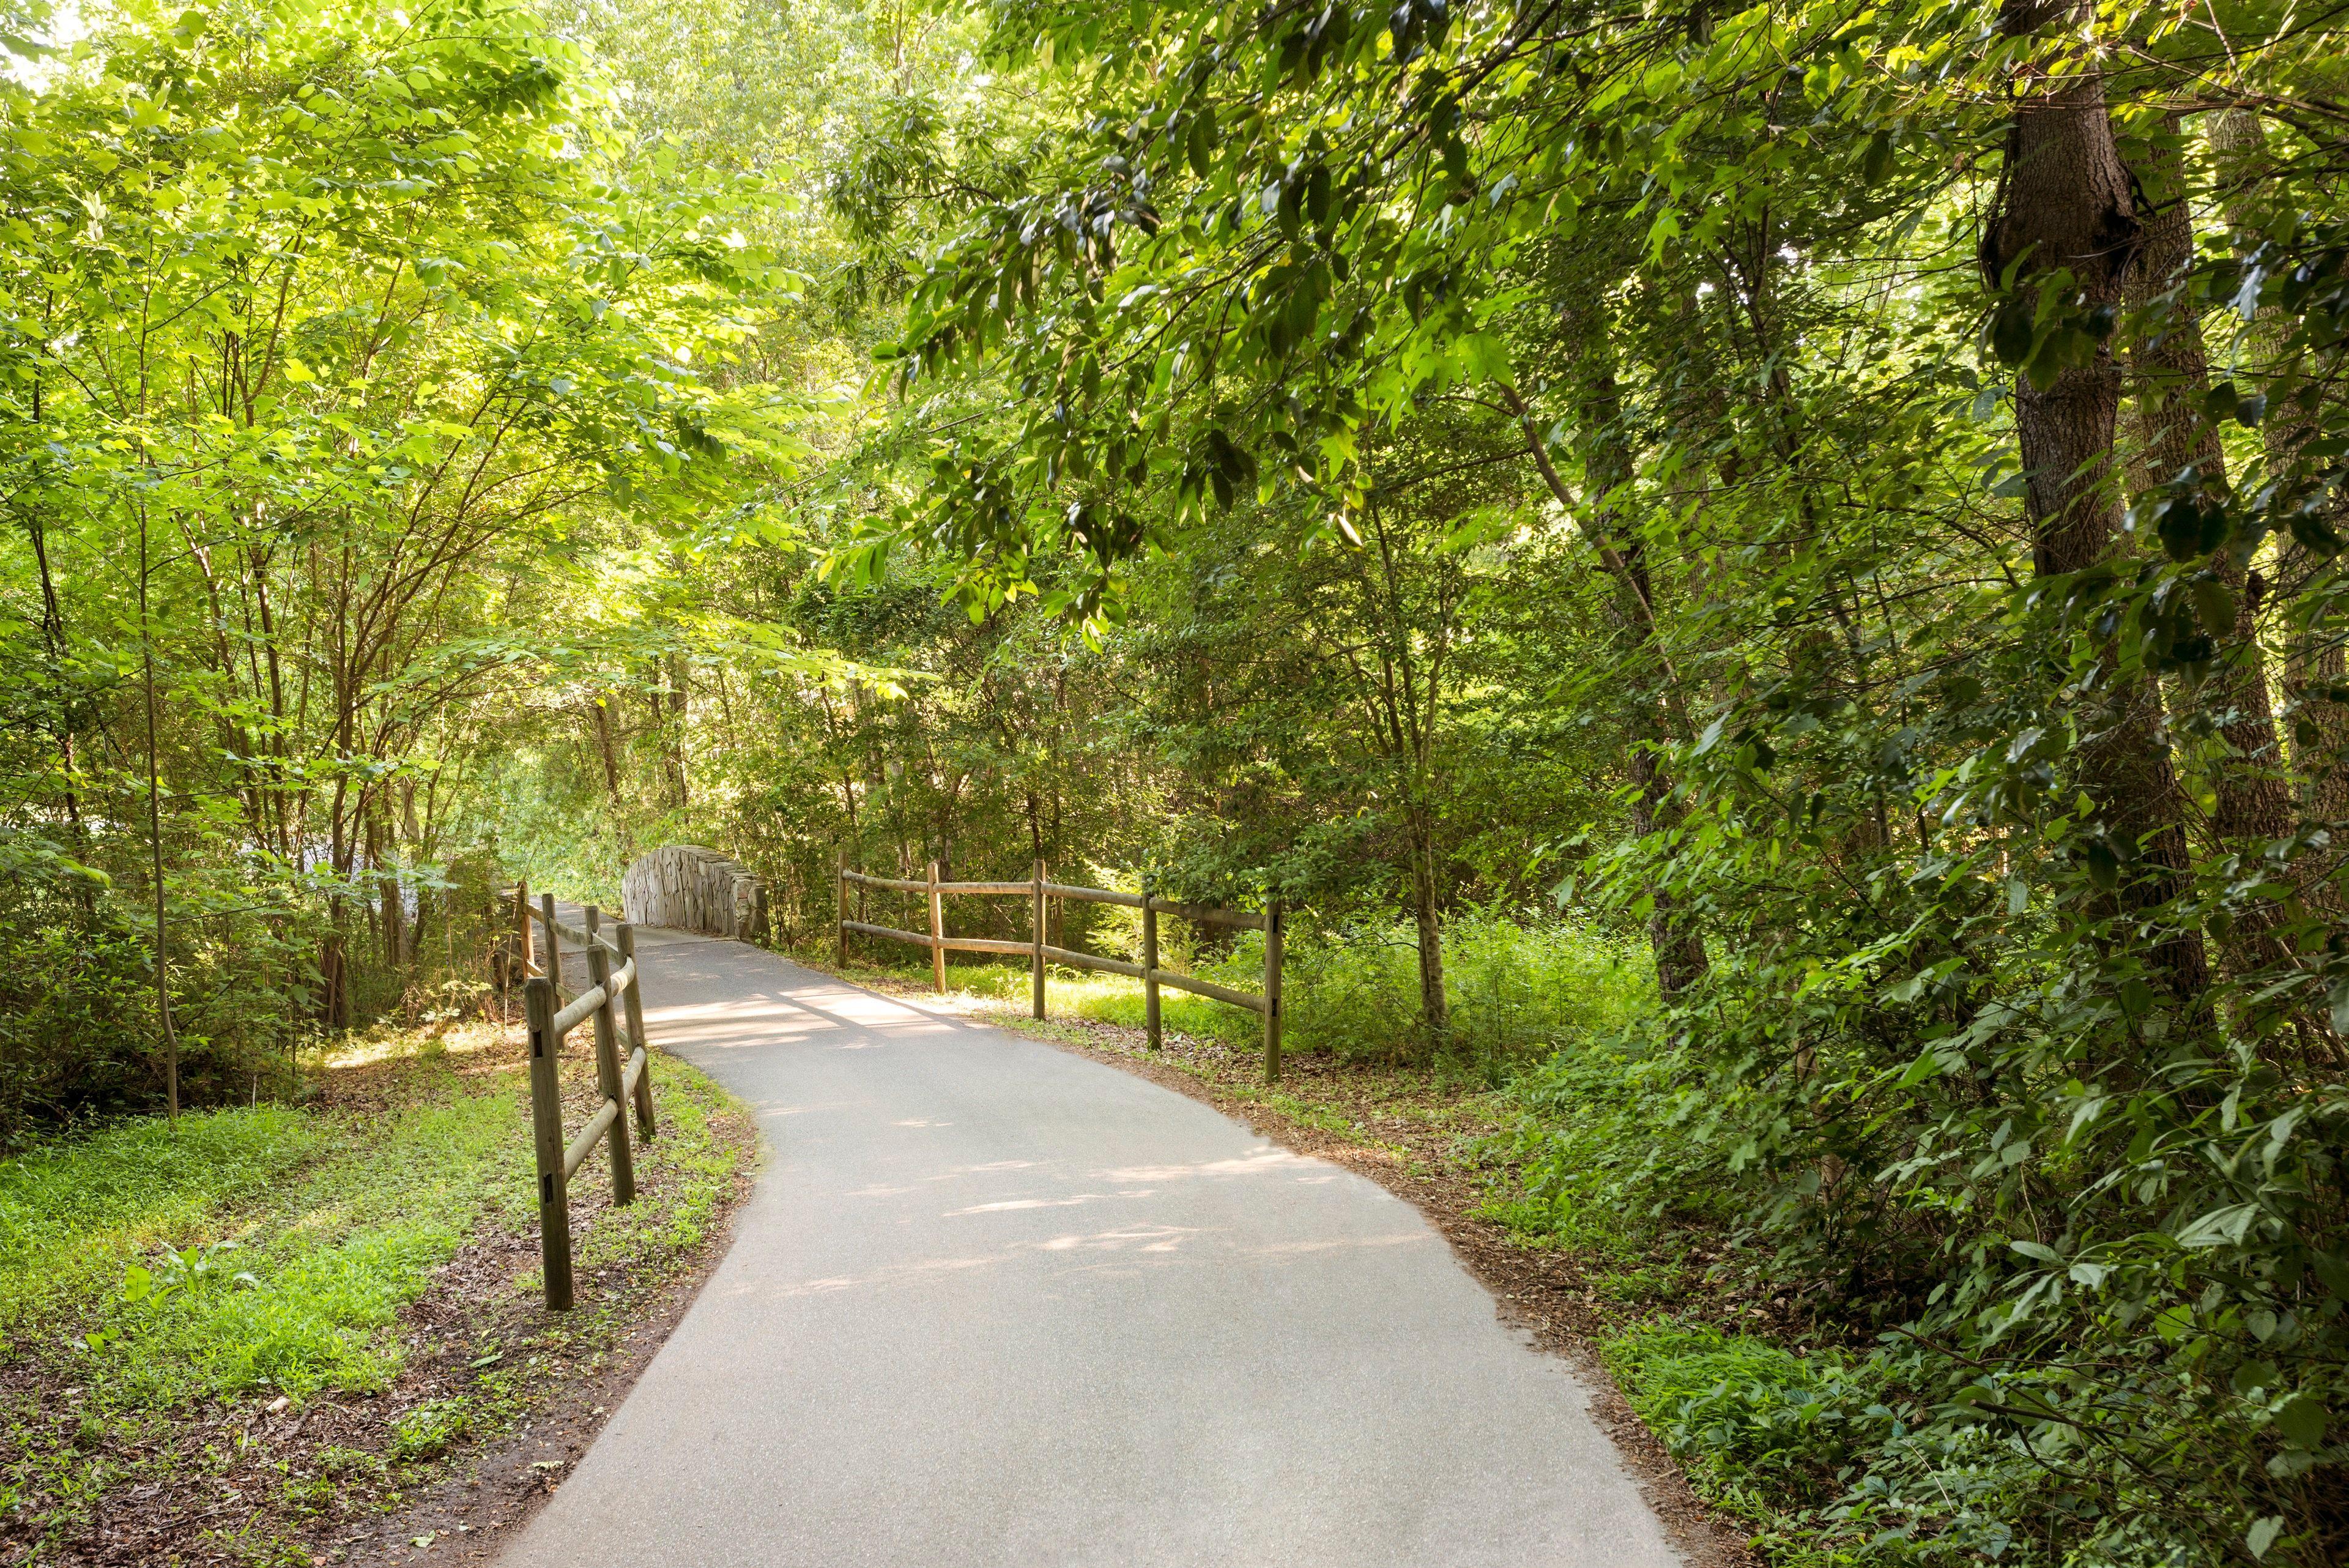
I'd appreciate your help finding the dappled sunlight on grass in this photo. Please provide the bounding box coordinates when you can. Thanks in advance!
[4,1044,529,1403]
[308,1016,517,1073]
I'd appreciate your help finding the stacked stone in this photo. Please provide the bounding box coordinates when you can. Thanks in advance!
[621,845,766,940]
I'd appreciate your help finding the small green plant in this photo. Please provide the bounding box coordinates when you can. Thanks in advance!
[388,1397,473,1462]
[143,1239,261,1299]
[318,1444,386,1481]
[280,1472,335,1514]
[74,1239,259,1356]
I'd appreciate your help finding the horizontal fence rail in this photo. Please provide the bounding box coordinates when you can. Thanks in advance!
[508,882,659,1311]
[836,858,1286,1082]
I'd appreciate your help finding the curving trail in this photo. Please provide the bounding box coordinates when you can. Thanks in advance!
[498,921,1680,1568]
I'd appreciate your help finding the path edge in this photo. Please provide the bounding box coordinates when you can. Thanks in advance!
[823,968,1760,1568]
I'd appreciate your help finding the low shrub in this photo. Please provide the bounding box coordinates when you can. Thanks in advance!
[1272,907,1652,1069]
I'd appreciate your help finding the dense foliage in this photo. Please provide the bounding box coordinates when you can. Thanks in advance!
[0,0,791,1116]
[9,0,2349,1559]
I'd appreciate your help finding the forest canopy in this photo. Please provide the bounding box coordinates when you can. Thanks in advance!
[6,0,2349,1559]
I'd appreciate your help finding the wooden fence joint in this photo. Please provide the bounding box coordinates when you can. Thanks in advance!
[516,893,661,1310]
[841,855,1280,1075]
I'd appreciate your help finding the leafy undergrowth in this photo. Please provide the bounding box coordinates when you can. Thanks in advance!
[0,1020,752,1566]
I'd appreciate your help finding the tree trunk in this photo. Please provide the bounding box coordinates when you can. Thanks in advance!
[592,693,622,796]
[663,652,689,807]
[2211,108,2349,828]
[1406,803,1450,1058]
[384,863,407,974]
[323,777,354,1030]
[2123,116,2294,982]
[1508,357,1710,1000]
[1989,0,2208,997]
[139,506,179,1117]
[321,911,351,1030]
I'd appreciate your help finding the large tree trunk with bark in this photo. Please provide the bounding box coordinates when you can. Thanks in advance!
[2123,116,2295,981]
[1988,0,2208,997]
[2212,108,2349,830]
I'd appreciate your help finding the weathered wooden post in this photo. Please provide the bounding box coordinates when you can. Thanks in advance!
[584,912,637,1206]
[927,859,946,993]
[1263,899,1285,1083]
[836,851,848,968]
[1031,859,1047,1020]
[1142,881,1162,1052]
[524,975,574,1311]
[616,921,658,1143]
[513,879,532,1005]
[540,891,562,997]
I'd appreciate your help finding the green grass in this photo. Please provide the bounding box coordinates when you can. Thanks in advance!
[831,907,1653,1071]
[4,1053,528,1404]
[0,1022,752,1561]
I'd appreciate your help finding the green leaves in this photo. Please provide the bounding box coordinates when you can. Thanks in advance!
[1983,278,2117,393]
[1186,108,1215,179]
[2173,1203,2261,1250]
[1860,129,1896,185]
[2148,485,2233,563]
[1198,427,1257,510]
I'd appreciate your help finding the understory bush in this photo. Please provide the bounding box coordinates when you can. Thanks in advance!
[1269,907,1653,1069]
[1489,907,2349,1567]
[0,863,316,1140]
[1603,1321,2068,1567]
[0,844,524,1143]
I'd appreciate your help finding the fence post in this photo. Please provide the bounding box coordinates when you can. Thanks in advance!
[524,976,574,1311]
[540,891,562,997]
[927,859,946,993]
[836,852,848,968]
[513,879,532,1005]
[1263,899,1284,1084]
[616,921,658,1143]
[1031,859,1047,1020]
[1143,882,1161,1051]
[584,916,636,1206]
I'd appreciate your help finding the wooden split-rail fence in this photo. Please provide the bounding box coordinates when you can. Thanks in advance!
[834,858,1287,1082]
[510,882,659,1311]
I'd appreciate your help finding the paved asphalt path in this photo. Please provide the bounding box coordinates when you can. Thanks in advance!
[499,919,1680,1568]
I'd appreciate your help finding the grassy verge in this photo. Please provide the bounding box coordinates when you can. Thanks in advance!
[0,1018,753,1566]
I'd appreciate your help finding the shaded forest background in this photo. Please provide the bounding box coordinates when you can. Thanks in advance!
[7,0,2349,1559]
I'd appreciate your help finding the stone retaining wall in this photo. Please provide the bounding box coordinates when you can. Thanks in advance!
[620,845,766,940]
